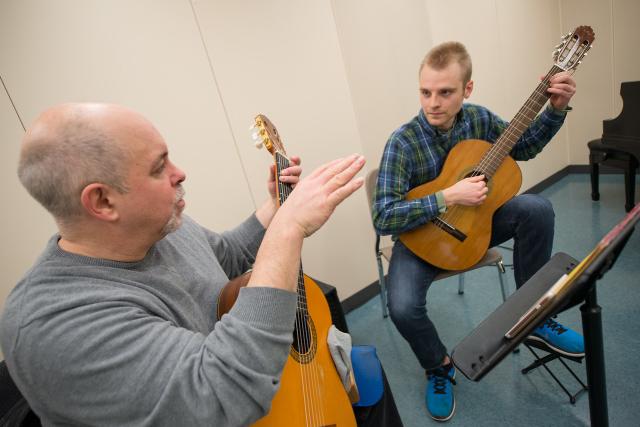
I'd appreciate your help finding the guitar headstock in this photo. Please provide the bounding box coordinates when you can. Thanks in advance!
[251,114,287,156]
[552,25,595,72]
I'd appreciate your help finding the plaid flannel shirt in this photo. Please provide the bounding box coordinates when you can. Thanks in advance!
[372,102,567,236]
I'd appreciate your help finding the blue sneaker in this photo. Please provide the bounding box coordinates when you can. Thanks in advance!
[425,362,456,422]
[529,318,585,357]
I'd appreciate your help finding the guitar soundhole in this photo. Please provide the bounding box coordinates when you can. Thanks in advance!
[290,314,317,364]
[463,169,493,195]
[465,169,489,182]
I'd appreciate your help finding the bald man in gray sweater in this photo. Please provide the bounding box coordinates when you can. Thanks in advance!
[1,103,366,426]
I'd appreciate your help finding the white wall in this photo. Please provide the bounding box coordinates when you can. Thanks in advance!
[561,0,640,164]
[1,0,638,340]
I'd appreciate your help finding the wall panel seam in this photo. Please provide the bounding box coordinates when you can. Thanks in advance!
[188,0,257,208]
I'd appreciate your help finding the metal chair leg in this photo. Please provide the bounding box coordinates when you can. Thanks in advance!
[496,260,508,302]
[375,253,389,318]
[458,273,465,295]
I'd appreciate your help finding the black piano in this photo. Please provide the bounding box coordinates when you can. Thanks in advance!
[589,81,640,212]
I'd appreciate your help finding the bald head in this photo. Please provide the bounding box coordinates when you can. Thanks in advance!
[18,103,156,222]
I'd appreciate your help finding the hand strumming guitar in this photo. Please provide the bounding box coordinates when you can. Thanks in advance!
[442,174,488,207]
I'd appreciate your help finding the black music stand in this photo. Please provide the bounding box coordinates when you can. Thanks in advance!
[451,205,640,427]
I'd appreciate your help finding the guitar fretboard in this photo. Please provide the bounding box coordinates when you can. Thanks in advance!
[478,64,564,179]
[274,151,309,319]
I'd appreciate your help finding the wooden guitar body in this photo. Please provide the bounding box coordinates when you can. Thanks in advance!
[398,26,595,271]
[218,273,356,427]
[216,114,357,426]
[254,274,356,427]
[399,139,522,270]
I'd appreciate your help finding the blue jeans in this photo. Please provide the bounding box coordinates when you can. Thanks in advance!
[386,194,555,370]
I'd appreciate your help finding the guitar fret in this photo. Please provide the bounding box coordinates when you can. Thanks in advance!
[274,151,310,315]
[255,114,372,423]
[478,64,565,177]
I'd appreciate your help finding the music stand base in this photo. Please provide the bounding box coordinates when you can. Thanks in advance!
[521,339,588,405]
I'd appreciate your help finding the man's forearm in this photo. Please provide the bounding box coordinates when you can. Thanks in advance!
[255,198,278,229]
[248,213,304,293]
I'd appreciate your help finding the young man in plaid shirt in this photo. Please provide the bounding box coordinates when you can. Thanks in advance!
[372,41,584,422]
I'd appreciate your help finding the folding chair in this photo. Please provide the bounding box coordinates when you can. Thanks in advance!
[365,168,508,317]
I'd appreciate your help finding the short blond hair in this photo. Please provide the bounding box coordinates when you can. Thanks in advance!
[419,41,472,85]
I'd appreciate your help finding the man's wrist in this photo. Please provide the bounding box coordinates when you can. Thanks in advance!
[255,198,278,228]
[435,191,447,214]
[550,104,573,114]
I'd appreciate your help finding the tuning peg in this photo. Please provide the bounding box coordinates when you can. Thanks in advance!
[250,130,263,148]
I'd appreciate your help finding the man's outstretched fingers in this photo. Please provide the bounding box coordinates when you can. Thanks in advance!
[325,155,365,190]
[307,156,347,179]
[327,175,365,206]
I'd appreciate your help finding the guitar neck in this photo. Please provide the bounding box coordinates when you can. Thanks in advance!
[482,64,564,177]
[274,151,309,315]
[274,151,293,206]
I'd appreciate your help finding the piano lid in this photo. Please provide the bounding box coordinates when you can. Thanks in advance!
[602,81,640,149]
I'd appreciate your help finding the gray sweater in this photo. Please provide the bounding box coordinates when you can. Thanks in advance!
[0,215,298,426]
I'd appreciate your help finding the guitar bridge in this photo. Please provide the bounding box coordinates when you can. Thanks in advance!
[432,217,467,242]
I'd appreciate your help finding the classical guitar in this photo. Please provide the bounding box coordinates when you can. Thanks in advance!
[217,115,357,427]
[399,26,595,271]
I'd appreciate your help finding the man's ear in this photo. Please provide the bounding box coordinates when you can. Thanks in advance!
[80,183,119,222]
[464,80,474,99]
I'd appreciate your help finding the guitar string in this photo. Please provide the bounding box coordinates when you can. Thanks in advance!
[289,182,325,427]
[439,70,552,229]
[275,154,312,425]
[283,157,327,427]
[276,154,315,426]
[277,156,318,426]
[441,67,553,227]
[473,66,559,178]
[277,153,325,426]
[439,66,559,233]
[299,270,325,426]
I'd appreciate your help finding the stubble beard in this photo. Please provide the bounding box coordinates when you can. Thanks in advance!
[161,185,185,236]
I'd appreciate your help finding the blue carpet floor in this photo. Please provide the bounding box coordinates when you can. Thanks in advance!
[346,173,640,426]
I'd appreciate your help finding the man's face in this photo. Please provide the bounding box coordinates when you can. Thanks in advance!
[117,123,187,239]
[419,62,473,131]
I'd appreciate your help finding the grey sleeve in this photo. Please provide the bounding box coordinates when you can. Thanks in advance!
[201,214,266,279]
[4,287,297,427]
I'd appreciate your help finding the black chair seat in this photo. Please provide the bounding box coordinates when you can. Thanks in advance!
[588,138,638,212]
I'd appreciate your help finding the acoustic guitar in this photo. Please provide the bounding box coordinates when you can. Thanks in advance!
[399,26,595,271]
[217,115,357,427]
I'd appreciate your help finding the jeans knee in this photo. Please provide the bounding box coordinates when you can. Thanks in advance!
[521,195,554,229]
[387,299,421,330]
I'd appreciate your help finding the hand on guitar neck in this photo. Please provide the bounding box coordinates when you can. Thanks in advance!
[255,155,302,228]
[248,154,366,293]
[546,71,576,111]
[440,70,574,210]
